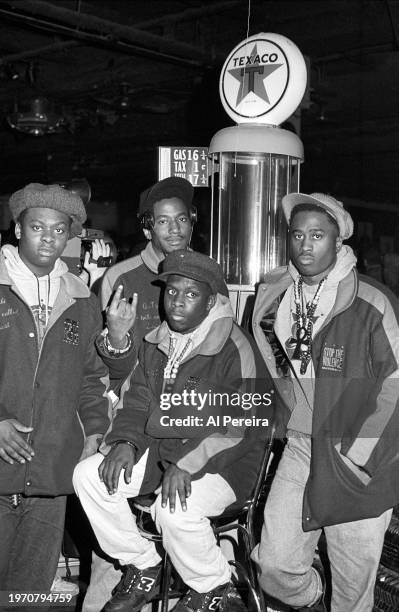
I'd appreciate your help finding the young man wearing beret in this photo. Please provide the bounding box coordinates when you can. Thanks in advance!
[74,250,273,612]
[251,193,399,611]
[0,184,111,600]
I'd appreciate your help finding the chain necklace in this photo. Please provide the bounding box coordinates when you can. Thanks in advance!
[293,276,326,374]
[163,331,195,380]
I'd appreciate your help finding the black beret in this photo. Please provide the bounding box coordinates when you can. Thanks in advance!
[139,177,194,216]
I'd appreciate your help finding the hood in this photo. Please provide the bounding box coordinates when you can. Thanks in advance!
[288,244,357,286]
[0,245,90,300]
[145,293,234,358]
[2,243,68,283]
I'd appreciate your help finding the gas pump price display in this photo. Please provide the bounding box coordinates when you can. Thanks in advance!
[158,146,209,186]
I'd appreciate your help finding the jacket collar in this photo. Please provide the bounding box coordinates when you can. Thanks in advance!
[323,268,358,324]
[141,241,163,274]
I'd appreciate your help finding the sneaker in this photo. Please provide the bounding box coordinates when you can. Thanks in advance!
[172,581,247,611]
[51,575,79,597]
[102,562,162,612]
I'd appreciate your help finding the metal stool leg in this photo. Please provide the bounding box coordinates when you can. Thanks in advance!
[160,552,172,612]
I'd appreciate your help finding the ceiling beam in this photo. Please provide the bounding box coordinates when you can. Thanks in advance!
[2,0,233,65]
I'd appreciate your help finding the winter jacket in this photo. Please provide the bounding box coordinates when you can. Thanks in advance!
[106,297,274,503]
[97,241,163,385]
[252,266,399,530]
[0,254,110,496]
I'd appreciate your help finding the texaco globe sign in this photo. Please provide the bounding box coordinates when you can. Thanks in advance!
[220,32,307,125]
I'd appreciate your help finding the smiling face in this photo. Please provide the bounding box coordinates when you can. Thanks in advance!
[164,274,216,334]
[144,197,192,257]
[289,209,342,284]
[15,207,71,276]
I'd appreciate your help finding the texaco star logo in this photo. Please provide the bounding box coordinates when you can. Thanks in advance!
[227,44,283,106]
[221,37,289,120]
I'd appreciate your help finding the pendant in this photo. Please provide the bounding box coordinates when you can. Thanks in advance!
[300,352,311,374]
[292,326,310,360]
[297,326,308,341]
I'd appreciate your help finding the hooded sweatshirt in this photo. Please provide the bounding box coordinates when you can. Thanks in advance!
[2,244,68,345]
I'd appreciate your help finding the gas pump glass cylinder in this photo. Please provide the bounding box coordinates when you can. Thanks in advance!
[211,151,300,286]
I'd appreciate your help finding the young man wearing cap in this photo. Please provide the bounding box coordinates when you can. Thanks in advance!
[74,249,273,612]
[97,176,196,389]
[82,177,198,611]
[0,183,111,597]
[251,192,399,611]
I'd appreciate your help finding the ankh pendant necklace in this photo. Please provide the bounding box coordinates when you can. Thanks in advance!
[293,276,327,374]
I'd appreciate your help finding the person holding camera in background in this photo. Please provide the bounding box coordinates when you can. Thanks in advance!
[0,183,111,606]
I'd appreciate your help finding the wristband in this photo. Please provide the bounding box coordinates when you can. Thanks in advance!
[103,329,132,355]
[111,440,136,451]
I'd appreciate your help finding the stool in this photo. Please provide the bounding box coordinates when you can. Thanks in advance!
[134,423,276,612]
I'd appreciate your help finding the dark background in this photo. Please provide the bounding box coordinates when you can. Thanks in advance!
[1,0,399,252]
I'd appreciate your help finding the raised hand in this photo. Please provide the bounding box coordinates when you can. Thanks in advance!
[106,285,138,348]
[81,239,111,288]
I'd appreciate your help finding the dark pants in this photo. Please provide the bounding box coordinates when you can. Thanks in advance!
[0,494,66,594]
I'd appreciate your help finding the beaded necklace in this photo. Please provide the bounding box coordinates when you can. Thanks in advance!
[293,275,327,374]
[163,331,195,380]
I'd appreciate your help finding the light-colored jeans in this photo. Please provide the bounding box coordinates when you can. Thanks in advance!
[251,435,392,612]
[73,451,236,594]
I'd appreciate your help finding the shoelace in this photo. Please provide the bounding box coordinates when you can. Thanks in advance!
[117,564,159,595]
[180,587,225,610]
[118,565,139,593]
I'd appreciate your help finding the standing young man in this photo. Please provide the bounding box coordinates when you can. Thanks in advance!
[251,193,399,611]
[0,183,110,598]
[97,176,197,387]
[74,250,272,612]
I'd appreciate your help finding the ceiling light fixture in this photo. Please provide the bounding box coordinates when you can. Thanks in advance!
[7,97,65,136]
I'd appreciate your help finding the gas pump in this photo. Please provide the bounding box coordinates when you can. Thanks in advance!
[209,33,307,322]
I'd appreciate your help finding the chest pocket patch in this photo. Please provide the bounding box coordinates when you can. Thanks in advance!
[321,343,345,372]
[63,318,79,346]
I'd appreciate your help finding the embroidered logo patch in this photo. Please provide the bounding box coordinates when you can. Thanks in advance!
[321,344,344,372]
[63,318,79,346]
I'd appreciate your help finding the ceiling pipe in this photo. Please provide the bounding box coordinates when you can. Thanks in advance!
[0,9,204,67]
[2,0,231,65]
[0,40,79,65]
[130,1,241,30]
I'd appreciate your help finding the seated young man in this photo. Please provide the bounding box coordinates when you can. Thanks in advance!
[73,249,273,612]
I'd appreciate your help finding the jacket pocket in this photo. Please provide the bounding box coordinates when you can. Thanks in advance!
[333,443,371,488]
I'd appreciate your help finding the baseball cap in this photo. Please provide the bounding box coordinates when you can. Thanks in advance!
[9,183,87,238]
[158,250,229,297]
[282,192,354,240]
[139,177,194,215]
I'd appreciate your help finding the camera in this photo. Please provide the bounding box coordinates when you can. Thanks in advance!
[58,178,116,274]
[80,228,115,268]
